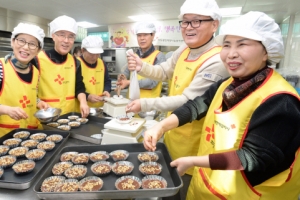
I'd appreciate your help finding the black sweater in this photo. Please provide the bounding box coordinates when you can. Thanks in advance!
[173,78,300,186]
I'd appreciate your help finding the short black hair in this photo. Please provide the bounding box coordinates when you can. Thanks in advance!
[72,46,81,55]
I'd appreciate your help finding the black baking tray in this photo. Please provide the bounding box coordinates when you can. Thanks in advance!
[34,143,182,199]
[43,112,111,144]
[0,128,70,189]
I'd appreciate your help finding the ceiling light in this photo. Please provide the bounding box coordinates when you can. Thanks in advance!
[77,21,99,28]
[128,15,155,22]
[220,7,242,17]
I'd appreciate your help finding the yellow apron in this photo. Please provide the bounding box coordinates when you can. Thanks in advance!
[128,50,162,98]
[75,57,105,110]
[0,59,40,137]
[187,70,300,200]
[37,51,76,115]
[166,46,221,175]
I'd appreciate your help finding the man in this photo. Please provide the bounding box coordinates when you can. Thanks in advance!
[126,0,229,199]
[32,15,89,117]
[117,21,166,99]
[72,46,82,57]
[76,35,111,109]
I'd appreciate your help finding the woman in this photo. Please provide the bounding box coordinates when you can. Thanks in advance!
[143,11,300,200]
[0,23,49,137]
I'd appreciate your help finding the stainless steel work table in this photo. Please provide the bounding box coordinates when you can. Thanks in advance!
[0,113,176,200]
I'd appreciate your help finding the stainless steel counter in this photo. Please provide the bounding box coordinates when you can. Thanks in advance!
[0,115,166,200]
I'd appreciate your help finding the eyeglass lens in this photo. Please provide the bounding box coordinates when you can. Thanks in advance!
[16,38,38,50]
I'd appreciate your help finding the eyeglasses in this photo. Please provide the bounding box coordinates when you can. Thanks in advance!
[179,19,214,28]
[15,38,39,50]
[55,33,76,41]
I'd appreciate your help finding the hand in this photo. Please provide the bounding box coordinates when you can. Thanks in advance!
[102,91,110,98]
[116,74,129,90]
[143,123,164,151]
[80,102,90,118]
[88,94,104,103]
[127,52,142,72]
[0,105,28,120]
[116,79,130,90]
[170,157,194,176]
[37,101,50,110]
[117,74,126,81]
[125,99,141,113]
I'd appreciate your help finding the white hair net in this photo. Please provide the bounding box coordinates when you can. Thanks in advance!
[81,35,104,54]
[49,15,78,36]
[178,0,221,21]
[135,21,156,34]
[215,11,284,64]
[11,23,45,49]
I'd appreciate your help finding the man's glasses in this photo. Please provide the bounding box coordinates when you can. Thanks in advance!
[15,38,39,50]
[55,33,76,41]
[179,19,214,28]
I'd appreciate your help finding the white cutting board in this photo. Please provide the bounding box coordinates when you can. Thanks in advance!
[104,118,146,133]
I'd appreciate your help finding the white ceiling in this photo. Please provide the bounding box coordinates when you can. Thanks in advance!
[0,0,299,32]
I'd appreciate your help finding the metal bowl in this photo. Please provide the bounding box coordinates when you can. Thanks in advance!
[34,108,62,123]
[138,110,160,120]
[89,107,102,116]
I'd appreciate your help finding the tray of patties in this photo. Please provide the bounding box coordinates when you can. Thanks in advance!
[0,128,70,189]
[42,112,111,144]
[34,143,182,199]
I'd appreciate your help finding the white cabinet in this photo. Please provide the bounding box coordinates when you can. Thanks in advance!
[101,48,127,74]
[101,48,127,92]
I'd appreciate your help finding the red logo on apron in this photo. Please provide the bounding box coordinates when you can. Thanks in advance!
[231,124,236,129]
[54,74,65,85]
[174,76,178,85]
[89,77,96,85]
[19,95,30,108]
[205,124,215,146]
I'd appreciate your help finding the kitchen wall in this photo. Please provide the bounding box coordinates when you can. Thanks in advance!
[277,11,300,93]
[1,6,300,76]
[0,7,50,36]
[0,7,54,57]
[281,12,300,69]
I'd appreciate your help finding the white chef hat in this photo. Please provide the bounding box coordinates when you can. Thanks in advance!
[49,15,78,36]
[178,0,222,21]
[215,11,284,64]
[135,21,156,34]
[11,23,45,49]
[81,35,104,54]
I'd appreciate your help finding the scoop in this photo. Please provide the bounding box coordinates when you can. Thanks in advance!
[116,85,121,97]
[116,74,126,97]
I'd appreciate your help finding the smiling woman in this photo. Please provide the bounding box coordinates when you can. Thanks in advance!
[12,35,40,65]
[0,23,50,137]
[143,11,300,200]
